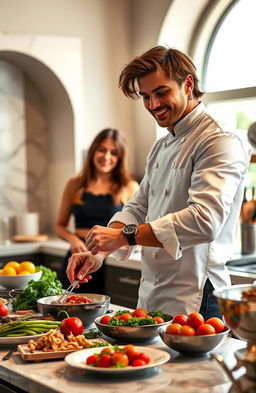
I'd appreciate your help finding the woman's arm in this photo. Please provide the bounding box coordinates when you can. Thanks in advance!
[55,177,88,253]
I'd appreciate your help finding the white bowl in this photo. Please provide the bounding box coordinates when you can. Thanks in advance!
[0,270,42,289]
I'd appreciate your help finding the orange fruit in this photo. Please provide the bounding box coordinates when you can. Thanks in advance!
[0,269,4,276]
[18,271,31,275]
[178,325,196,336]
[18,261,36,274]
[196,323,216,335]
[4,261,20,273]
[2,266,17,276]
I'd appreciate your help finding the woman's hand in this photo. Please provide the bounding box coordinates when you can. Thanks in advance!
[85,225,125,255]
[70,236,88,253]
[66,251,104,284]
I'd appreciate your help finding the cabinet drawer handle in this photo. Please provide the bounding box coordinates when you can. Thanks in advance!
[118,276,139,286]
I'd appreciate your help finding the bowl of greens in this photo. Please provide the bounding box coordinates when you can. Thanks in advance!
[94,308,172,341]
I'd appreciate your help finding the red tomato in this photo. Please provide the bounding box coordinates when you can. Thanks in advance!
[132,307,148,318]
[100,315,112,325]
[166,323,182,335]
[131,359,146,367]
[153,316,165,324]
[101,347,115,356]
[111,351,129,367]
[187,312,204,329]
[98,354,112,368]
[196,323,216,335]
[124,344,139,361]
[178,325,196,336]
[0,303,9,317]
[119,313,133,323]
[60,317,84,337]
[206,317,225,333]
[86,354,98,366]
[172,314,188,326]
[135,352,150,364]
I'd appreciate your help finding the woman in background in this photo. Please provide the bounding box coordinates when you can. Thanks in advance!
[55,128,139,293]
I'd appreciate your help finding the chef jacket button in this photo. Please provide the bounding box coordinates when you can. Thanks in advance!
[181,137,186,143]
[165,189,168,196]
[154,162,159,169]
[163,141,167,147]
[151,188,154,196]
[171,161,176,168]
[152,250,158,259]
[154,279,158,286]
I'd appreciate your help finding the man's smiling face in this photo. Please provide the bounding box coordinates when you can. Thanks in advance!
[138,69,194,132]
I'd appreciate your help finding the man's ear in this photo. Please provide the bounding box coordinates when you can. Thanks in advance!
[185,74,194,95]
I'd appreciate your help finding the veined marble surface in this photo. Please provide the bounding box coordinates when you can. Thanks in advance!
[0,304,247,393]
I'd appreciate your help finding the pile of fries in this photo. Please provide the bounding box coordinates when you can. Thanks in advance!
[28,329,92,352]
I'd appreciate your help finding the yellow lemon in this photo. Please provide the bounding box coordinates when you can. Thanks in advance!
[0,269,4,276]
[18,261,36,274]
[18,270,31,275]
[4,261,20,273]
[2,266,17,276]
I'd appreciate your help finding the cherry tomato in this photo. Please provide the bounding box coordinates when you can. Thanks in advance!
[60,317,84,337]
[124,344,139,361]
[187,312,204,329]
[135,352,150,364]
[178,325,196,336]
[153,316,165,324]
[111,351,129,367]
[100,315,112,325]
[172,314,188,326]
[196,323,216,335]
[101,347,115,356]
[166,323,182,335]
[0,303,9,317]
[206,317,225,333]
[98,354,112,368]
[132,307,148,318]
[86,354,98,366]
[131,359,146,367]
[119,313,133,323]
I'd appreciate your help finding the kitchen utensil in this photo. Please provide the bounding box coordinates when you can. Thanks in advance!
[158,325,229,355]
[37,294,110,327]
[57,279,80,304]
[2,347,17,361]
[94,314,172,341]
[213,284,256,392]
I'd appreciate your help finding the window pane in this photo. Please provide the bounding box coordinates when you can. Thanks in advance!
[205,0,256,92]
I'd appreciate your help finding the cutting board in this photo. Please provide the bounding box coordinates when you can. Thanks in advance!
[13,234,48,242]
[17,338,108,361]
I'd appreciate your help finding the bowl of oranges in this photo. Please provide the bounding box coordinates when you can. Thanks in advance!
[0,261,42,289]
[158,312,230,355]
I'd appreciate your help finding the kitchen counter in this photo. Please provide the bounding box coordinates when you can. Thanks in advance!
[0,303,247,393]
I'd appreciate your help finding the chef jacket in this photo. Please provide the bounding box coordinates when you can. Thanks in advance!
[109,102,250,315]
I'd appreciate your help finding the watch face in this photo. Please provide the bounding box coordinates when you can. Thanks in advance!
[123,224,137,235]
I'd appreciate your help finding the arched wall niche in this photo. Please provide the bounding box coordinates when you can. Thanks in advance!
[0,35,82,233]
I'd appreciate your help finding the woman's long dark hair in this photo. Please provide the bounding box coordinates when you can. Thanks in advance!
[74,128,132,205]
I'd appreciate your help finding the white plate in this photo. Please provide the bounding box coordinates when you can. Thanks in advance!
[0,334,43,345]
[65,345,171,374]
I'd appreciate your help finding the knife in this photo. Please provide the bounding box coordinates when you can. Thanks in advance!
[2,346,17,361]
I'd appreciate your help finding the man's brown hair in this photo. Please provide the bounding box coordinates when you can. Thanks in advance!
[119,45,203,99]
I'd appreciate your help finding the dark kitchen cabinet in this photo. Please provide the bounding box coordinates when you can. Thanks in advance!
[105,265,141,309]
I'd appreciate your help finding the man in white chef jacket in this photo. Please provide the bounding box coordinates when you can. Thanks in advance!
[67,46,250,318]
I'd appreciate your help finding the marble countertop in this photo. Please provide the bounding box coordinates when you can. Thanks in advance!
[0,304,248,393]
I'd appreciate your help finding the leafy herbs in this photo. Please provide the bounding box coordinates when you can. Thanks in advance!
[12,266,63,312]
[84,328,102,339]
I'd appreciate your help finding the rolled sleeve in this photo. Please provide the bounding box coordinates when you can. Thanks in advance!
[150,214,182,259]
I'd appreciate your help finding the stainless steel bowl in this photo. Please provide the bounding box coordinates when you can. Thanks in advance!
[213,284,256,342]
[37,293,110,328]
[158,325,230,355]
[94,315,172,341]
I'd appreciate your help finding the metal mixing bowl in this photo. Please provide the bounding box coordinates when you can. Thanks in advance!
[158,325,230,355]
[213,284,256,342]
[37,293,110,328]
[94,314,172,341]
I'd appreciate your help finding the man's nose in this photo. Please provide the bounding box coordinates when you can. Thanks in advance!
[148,96,160,110]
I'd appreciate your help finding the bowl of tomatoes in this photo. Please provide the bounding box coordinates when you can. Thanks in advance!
[37,293,110,328]
[94,307,172,341]
[158,312,230,355]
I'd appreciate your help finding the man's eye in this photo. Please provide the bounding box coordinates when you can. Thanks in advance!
[157,90,168,96]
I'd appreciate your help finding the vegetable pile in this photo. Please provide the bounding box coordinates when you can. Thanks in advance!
[86,345,151,368]
[0,319,60,337]
[12,266,63,312]
[100,307,172,327]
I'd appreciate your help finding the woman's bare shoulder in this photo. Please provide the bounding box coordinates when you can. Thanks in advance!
[64,176,80,193]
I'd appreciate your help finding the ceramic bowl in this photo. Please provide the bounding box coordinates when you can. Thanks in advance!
[0,270,42,290]
[158,325,230,355]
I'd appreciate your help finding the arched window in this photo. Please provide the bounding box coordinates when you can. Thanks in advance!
[203,0,256,187]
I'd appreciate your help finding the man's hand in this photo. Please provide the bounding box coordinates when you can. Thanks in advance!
[66,251,103,284]
[70,237,88,253]
[85,225,126,255]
